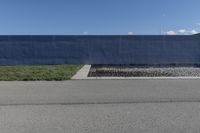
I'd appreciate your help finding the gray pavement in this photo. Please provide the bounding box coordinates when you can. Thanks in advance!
[1,80,200,132]
[0,79,200,105]
[1,103,200,133]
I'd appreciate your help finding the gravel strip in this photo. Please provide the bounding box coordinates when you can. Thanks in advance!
[88,65,200,77]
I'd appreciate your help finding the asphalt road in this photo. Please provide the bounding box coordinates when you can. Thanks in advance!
[1,79,200,133]
[0,79,200,105]
[1,103,200,133]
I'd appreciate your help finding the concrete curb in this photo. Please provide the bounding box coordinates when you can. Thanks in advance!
[79,77,200,80]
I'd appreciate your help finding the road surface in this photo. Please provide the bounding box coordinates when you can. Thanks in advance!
[0,79,200,105]
[1,80,200,133]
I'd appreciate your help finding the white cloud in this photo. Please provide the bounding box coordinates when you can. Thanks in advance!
[164,29,199,35]
[128,32,134,35]
[83,32,88,35]
[165,31,177,35]
[189,29,198,34]
[178,29,186,34]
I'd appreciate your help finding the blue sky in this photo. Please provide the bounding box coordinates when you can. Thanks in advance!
[0,0,200,35]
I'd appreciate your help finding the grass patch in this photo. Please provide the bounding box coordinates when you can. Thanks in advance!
[0,65,82,81]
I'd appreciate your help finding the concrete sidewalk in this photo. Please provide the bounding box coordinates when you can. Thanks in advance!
[72,65,91,79]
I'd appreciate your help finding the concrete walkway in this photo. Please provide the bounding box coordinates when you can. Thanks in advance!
[72,65,91,79]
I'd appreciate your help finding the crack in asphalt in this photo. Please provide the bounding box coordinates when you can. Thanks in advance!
[1,98,200,106]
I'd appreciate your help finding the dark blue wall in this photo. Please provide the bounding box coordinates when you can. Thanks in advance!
[0,35,199,65]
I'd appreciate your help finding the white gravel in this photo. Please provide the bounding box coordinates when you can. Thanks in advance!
[88,65,200,77]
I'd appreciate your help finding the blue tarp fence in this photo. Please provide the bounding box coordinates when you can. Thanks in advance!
[0,35,199,65]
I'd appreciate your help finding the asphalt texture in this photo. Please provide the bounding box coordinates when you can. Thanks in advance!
[1,103,200,133]
[0,80,200,105]
[1,80,200,132]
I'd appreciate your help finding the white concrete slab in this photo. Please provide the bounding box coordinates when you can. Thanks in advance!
[72,65,91,79]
